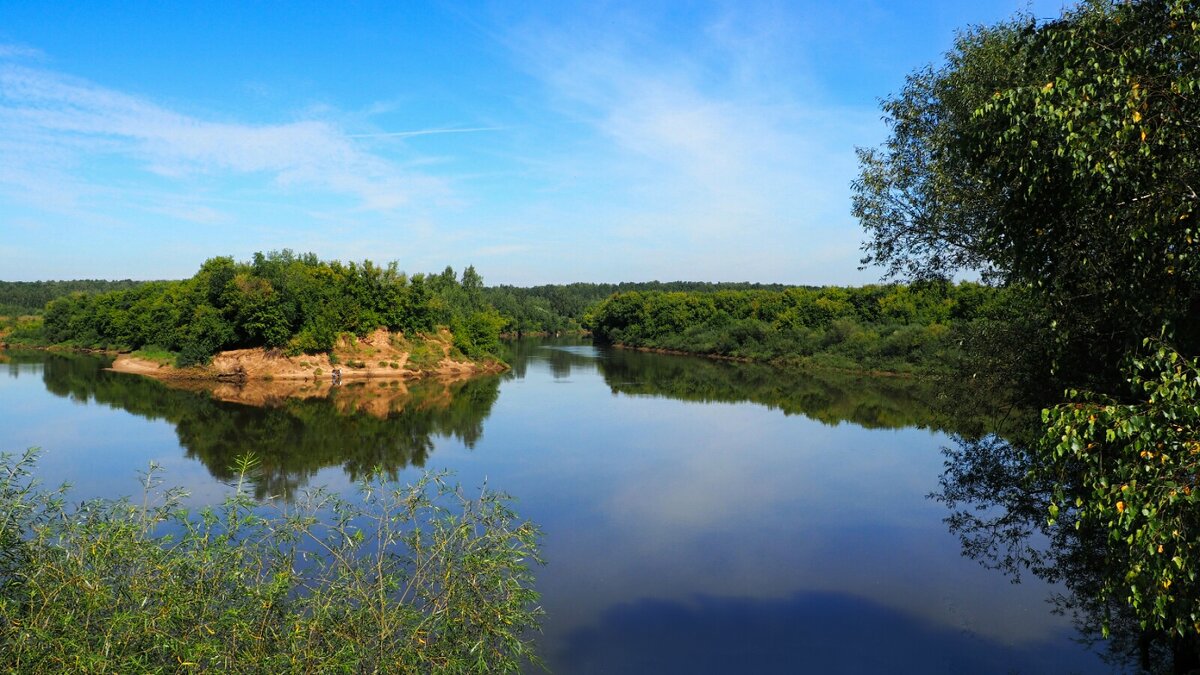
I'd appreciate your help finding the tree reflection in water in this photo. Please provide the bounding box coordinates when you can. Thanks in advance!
[501,337,998,434]
[22,350,500,500]
[939,422,1200,673]
[20,341,1196,668]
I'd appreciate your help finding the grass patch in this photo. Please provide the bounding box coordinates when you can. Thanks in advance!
[0,316,47,346]
[130,345,177,365]
[407,336,443,371]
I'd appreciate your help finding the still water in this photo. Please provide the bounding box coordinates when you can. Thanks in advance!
[0,338,1115,673]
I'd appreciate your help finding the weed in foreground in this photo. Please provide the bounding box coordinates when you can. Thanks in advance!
[0,449,544,673]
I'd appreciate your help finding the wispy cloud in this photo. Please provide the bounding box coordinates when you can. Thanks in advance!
[348,126,504,139]
[0,61,450,217]
[472,243,530,258]
[0,44,43,60]
[499,6,881,282]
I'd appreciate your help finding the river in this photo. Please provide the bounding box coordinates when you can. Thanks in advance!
[0,337,1117,673]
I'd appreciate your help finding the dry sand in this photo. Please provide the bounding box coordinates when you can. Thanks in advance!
[110,328,506,411]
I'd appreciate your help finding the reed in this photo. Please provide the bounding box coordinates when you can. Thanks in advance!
[0,449,543,673]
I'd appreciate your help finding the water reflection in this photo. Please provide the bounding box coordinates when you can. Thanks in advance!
[939,426,1200,672]
[502,337,995,435]
[560,591,1092,675]
[19,350,499,499]
[3,342,1116,671]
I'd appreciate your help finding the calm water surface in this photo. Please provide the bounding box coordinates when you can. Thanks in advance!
[0,339,1116,673]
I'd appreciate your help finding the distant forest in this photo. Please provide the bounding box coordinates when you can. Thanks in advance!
[483,281,796,335]
[0,280,148,316]
[1,264,1007,375]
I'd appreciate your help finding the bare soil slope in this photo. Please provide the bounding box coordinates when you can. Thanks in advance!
[111,328,505,387]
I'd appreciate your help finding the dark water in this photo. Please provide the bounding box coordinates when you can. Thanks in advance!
[0,339,1117,673]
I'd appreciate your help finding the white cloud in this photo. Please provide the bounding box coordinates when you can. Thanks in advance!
[0,62,451,217]
[499,7,882,283]
[0,44,43,60]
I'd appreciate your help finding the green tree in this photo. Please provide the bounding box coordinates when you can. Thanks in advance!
[853,0,1200,383]
[36,253,506,366]
[1043,341,1200,660]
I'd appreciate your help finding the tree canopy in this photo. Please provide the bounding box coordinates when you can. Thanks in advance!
[587,282,1002,373]
[39,251,504,366]
[854,0,1200,378]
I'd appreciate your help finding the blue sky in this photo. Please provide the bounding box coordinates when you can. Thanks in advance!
[0,1,1068,284]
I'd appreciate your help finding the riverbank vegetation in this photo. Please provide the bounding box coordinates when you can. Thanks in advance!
[0,449,543,672]
[5,270,1012,377]
[25,252,505,367]
[587,281,1002,374]
[482,281,790,336]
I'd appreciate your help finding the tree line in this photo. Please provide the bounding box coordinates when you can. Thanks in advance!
[587,281,1003,374]
[33,251,505,366]
[482,280,793,336]
[0,280,148,316]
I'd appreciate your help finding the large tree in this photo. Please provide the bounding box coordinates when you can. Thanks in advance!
[853,0,1200,383]
[863,3,1200,666]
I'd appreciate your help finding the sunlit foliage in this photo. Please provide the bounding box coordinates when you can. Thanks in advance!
[39,252,503,366]
[587,281,1001,373]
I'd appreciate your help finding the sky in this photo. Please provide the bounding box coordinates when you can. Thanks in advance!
[0,0,1070,285]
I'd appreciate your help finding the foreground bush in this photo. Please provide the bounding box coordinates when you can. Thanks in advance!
[0,451,543,673]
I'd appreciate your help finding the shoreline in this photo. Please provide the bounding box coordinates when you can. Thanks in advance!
[6,327,508,386]
[605,341,930,379]
[109,351,507,384]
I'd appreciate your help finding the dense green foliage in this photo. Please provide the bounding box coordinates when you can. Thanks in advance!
[854,0,1200,386]
[38,252,503,366]
[0,316,43,345]
[863,0,1200,667]
[0,280,148,317]
[587,281,1000,373]
[483,281,791,336]
[0,450,543,673]
[1043,342,1200,642]
[941,343,1200,670]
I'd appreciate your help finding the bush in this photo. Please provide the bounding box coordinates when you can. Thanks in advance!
[0,450,544,672]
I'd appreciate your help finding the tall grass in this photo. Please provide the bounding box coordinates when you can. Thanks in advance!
[0,449,543,673]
